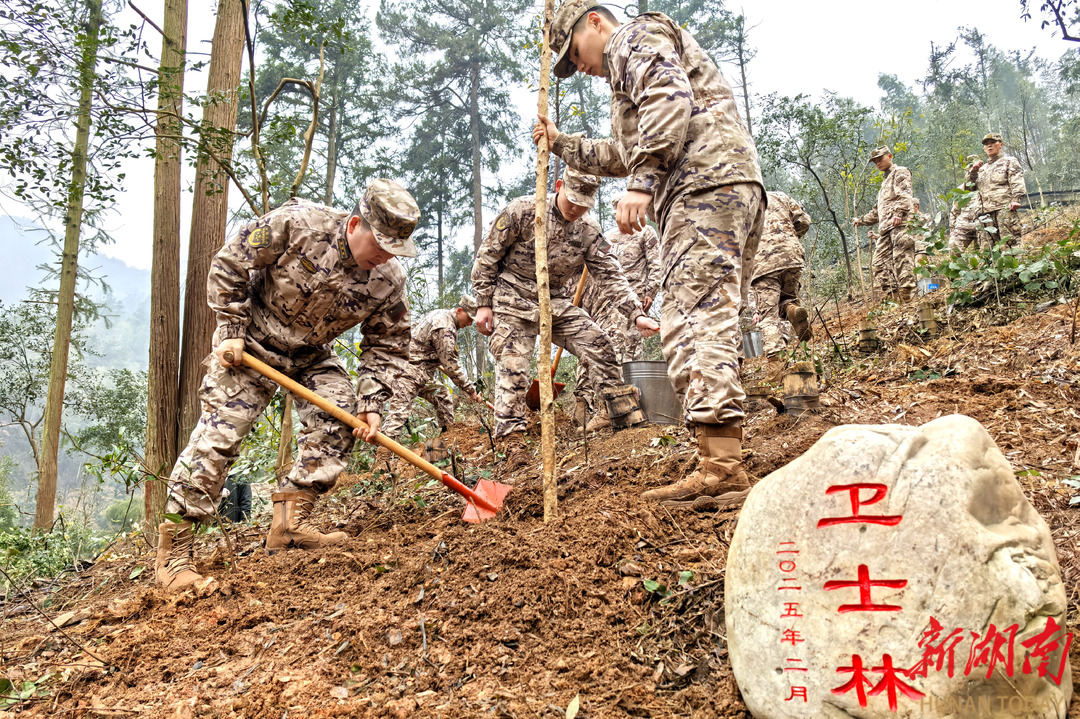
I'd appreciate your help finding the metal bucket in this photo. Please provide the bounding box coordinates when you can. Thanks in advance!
[621,360,683,426]
[741,330,764,358]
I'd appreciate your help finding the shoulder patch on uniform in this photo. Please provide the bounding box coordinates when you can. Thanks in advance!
[388,300,408,323]
[247,225,272,249]
[598,238,612,254]
[299,256,317,274]
[495,212,510,232]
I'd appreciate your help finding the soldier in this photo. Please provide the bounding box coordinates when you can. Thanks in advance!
[534,1,766,510]
[571,202,661,431]
[911,198,933,267]
[948,156,982,253]
[471,167,659,445]
[750,191,812,357]
[969,133,1025,247]
[853,146,916,302]
[155,180,419,592]
[380,295,484,440]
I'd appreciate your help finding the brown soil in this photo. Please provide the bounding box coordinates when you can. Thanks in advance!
[3,261,1080,717]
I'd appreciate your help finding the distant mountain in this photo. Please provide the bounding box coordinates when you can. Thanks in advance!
[0,215,152,370]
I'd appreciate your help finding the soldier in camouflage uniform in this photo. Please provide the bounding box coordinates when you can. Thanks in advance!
[471,167,659,444]
[380,295,484,440]
[571,204,661,429]
[751,191,812,357]
[911,198,933,268]
[853,146,916,302]
[948,156,983,253]
[155,180,419,592]
[969,133,1025,248]
[535,1,765,510]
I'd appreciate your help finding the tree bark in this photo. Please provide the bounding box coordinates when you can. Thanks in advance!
[178,0,245,447]
[145,0,188,540]
[324,76,339,204]
[469,62,485,378]
[536,0,556,522]
[34,0,103,530]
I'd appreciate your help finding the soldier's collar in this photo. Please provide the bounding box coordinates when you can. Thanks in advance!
[551,195,568,223]
[337,220,356,267]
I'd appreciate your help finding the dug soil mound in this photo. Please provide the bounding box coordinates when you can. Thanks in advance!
[3,301,1080,717]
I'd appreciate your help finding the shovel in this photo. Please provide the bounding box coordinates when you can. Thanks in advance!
[525,267,588,411]
[225,351,511,523]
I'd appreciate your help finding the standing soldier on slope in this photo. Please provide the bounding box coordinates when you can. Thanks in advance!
[853,146,916,302]
[750,191,812,359]
[969,133,1025,248]
[571,206,661,431]
[534,1,765,510]
[471,167,659,446]
[155,181,419,592]
[948,155,983,253]
[380,295,485,441]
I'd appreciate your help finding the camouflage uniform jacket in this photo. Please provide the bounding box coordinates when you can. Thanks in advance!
[857,165,914,230]
[753,191,810,280]
[471,195,644,324]
[408,309,474,395]
[581,225,662,312]
[207,198,411,413]
[551,12,763,226]
[967,155,1025,213]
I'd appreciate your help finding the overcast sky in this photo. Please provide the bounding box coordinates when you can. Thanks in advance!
[1,0,1069,273]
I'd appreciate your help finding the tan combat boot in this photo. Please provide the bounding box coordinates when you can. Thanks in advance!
[265,491,348,554]
[785,303,813,343]
[155,521,203,592]
[641,424,750,509]
[584,402,611,433]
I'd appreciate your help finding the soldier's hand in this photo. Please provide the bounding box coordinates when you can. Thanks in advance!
[216,338,246,367]
[851,219,859,227]
[972,160,984,171]
[635,315,660,338]
[1009,202,1020,211]
[475,306,494,336]
[532,114,559,148]
[352,412,381,442]
[642,295,653,312]
[617,191,651,234]
[470,391,484,404]
[892,216,903,228]
[868,231,879,240]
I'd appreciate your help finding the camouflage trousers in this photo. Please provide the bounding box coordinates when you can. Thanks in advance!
[978,209,1022,248]
[872,227,915,297]
[489,307,620,438]
[165,340,356,522]
[381,360,454,439]
[659,183,764,427]
[751,268,801,356]
[573,308,646,412]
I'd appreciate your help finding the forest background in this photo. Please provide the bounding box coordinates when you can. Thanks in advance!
[0,0,1077,589]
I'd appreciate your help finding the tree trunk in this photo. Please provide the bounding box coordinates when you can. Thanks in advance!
[469,62,486,377]
[145,0,188,540]
[737,37,752,138]
[33,0,103,530]
[178,0,244,447]
[536,0,556,522]
[324,77,339,204]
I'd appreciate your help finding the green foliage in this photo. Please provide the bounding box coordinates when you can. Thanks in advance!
[101,496,143,532]
[0,516,102,595]
[920,219,1080,306]
[0,458,20,531]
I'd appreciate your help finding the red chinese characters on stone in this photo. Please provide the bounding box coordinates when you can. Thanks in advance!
[817,483,903,527]
[1021,616,1072,685]
[966,623,1018,679]
[909,616,965,679]
[785,686,808,703]
[833,653,925,711]
[823,564,907,613]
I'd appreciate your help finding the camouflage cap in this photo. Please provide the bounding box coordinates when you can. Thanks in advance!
[561,166,600,209]
[552,0,598,79]
[868,145,892,163]
[353,179,420,258]
[458,294,478,319]
[982,132,1004,145]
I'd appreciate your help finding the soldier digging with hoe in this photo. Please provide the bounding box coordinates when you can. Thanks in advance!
[533,1,766,509]
[155,180,420,592]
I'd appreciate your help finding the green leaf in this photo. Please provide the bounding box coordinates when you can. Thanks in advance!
[678,570,694,586]
[129,566,144,580]
[163,513,184,523]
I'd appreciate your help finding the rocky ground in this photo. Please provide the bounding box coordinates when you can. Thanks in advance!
[2,240,1079,717]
